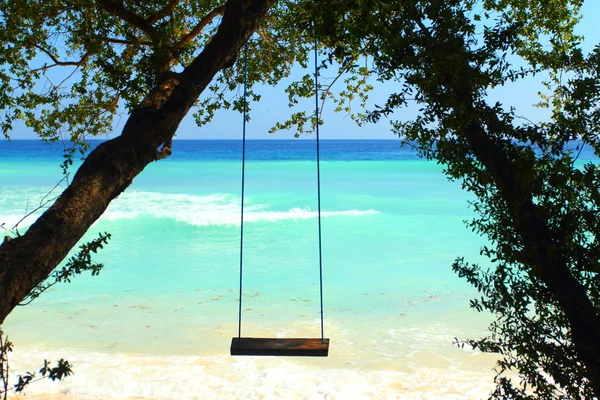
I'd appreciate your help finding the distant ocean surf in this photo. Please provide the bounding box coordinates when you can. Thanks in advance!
[6,139,590,399]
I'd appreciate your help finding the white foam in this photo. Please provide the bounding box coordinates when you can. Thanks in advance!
[102,191,378,226]
[1,190,378,229]
[7,347,495,400]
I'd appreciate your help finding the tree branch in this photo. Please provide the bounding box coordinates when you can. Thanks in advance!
[147,0,181,24]
[96,0,159,43]
[318,38,374,119]
[155,139,172,160]
[27,43,89,69]
[0,0,276,325]
[175,5,225,49]
[319,56,358,118]
[257,29,277,50]
[415,19,433,39]
[101,37,153,46]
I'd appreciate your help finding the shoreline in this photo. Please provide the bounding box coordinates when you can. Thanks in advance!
[7,345,497,399]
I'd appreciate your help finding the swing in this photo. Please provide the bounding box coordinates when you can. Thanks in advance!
[230,42,329,357]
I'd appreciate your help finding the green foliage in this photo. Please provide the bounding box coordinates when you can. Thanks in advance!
[2,0,599,397]
[0,0,333,144]
[0,330,72,399]
[38,358,74,382]
[20,232,112,306]
[299,0,598,397]
[0,330,12,399]
[267,1,377,135]
[1,203,107,395]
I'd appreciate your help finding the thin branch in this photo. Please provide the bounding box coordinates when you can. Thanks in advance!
[317,37,375,118]
[147,0,180,24]
[257,31,276,71]
[41,69,59,93]
[56,66,82,88]
[318,59,355,118]
[257,29,277,50]
[30,63,77,73]
[96,0,159,44]
[18,280,57,306]
[10,176,69,231]
[0,375,47,396]
[1,333,8,400]
[102,37,153,46]
[27,43,89,68]
[176,5,225,49]
[415,18,433,39]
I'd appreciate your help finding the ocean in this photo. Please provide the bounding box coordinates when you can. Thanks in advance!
[1,138,578,399]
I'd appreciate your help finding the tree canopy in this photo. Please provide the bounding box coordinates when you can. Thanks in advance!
[0,0,280,321]
[1,0,599,398]
[303,0,600,397]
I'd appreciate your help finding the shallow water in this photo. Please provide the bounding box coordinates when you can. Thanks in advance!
[3,139,570,398]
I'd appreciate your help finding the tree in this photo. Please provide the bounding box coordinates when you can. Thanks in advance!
[0,0,371,323]
[297,0,600,397]
[2,0,599,398]
[0,1,371,393]
[1,331,73,400]
[0,0,307,322]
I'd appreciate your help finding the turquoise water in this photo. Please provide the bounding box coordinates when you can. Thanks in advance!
[3,139,580,399]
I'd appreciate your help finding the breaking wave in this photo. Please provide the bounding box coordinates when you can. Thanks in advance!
[103,191,378,226]
[1,190,379,229]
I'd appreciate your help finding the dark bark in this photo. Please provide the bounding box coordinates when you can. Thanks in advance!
[462,120,600,396]
[427,29,600,394]
[0,0,275,324]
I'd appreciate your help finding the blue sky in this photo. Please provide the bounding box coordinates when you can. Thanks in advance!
[12,1,600,140]
[156,0,600,140]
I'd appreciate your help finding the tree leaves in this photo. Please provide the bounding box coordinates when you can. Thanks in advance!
[307,0,597,397]
[19,232,112,306]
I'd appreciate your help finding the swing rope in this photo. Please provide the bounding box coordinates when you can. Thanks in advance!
[314,39,325,343]
[236,39,324,343]
[237,44,248,340]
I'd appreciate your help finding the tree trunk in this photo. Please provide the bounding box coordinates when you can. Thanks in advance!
[463,122,600,396]
[0,0,275,324]
[432,31,600,394]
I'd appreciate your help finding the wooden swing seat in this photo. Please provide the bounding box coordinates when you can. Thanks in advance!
[230,337,329,357]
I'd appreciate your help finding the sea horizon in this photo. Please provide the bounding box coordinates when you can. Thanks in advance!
[2,139,595,399]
